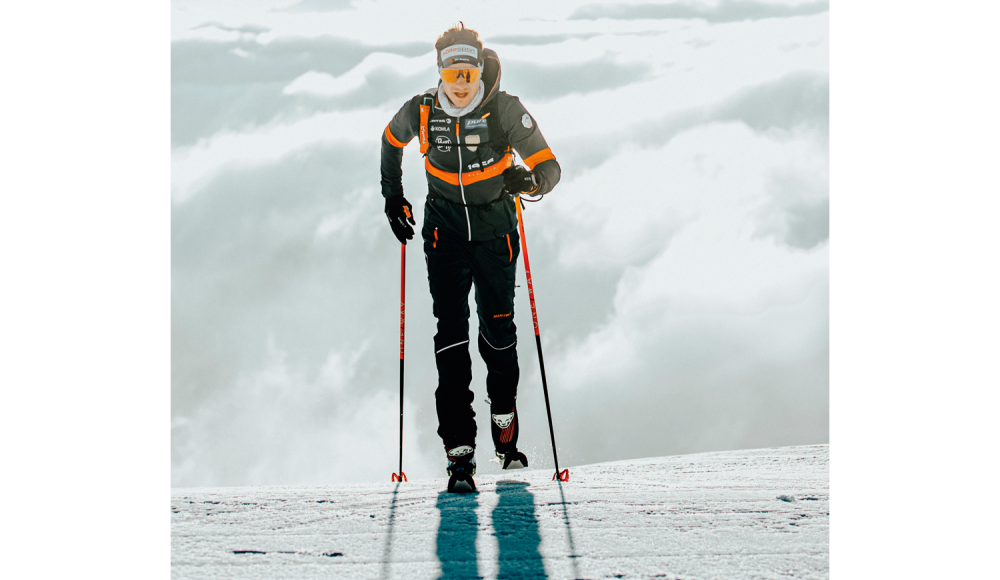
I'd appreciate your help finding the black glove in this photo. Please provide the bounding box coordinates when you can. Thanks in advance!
[502,165,540,196]
[384,195,415,244]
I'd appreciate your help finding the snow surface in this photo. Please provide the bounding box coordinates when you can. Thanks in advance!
[172,444,828,579]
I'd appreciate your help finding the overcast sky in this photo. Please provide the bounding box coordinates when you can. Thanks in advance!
[171,0,829,487]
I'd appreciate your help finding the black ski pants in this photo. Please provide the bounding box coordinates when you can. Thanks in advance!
[422,222,520,453]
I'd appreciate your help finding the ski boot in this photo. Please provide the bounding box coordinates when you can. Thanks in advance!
[446,445,477,493]
[490,404,526,469]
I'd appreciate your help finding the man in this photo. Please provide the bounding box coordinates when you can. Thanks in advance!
[380,23,560,492]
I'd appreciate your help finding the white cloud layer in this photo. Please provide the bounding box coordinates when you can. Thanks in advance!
[172,337,437,486]
[283,51,434,96]
[172,0,828,486]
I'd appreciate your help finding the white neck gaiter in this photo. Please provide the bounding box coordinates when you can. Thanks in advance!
[437,80,485,117]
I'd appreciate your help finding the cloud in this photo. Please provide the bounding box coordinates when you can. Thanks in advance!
[171,337,436,486]
[191,21,271,36]
[569,0,829,22]
[498,114,828,470]
[554,70,828,181]
[278,0,355,12]
[502,56,652,101]
[485,33,602,46]
[171,36,432,147]
[711,70,829,137]
[753,169,829,250]
[173,142,385,412]
[172,141,448,485]
[552,286,829,465]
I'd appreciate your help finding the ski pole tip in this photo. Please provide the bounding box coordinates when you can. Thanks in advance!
[391,472,408,482]
[552,469,569,482]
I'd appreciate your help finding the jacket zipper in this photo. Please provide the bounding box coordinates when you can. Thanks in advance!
[457,119,471,241]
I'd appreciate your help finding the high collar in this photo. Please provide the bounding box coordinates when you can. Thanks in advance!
[436,80,485,117]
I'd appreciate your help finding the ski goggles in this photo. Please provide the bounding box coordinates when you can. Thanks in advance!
[440,67,481,84]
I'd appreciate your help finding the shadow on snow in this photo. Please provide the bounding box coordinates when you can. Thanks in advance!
[435,490,481,579]
[432,480,549,579]
[493,481,548,580]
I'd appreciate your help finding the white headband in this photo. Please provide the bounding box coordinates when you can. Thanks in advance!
[439,44,480,66]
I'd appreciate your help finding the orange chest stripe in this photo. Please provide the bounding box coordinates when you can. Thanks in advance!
[425,153,514,186]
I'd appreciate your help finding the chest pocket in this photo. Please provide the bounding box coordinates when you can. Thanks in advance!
[462,117,490,152]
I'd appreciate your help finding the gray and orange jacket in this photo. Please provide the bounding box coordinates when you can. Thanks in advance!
[380,48,560,241]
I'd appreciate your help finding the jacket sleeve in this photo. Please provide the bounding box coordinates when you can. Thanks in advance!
[499,94,561,196]
[380,95,422,199]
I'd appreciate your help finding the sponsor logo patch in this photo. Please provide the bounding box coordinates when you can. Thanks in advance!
[492,413,515,429]
[431,126,449,132]
[521,114,533,129]
[435,136,452,152]
[441,44,479,62]
[430,118,448,124]
[465,118,488,130]
[464,134,480,152]
[447,444,474,458]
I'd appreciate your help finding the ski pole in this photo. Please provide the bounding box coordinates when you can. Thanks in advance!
[392,241,408,483]
[515,196,569,482]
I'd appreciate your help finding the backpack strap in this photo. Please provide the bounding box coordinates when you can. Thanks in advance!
[481,95,510,155]
[419,95,435,155]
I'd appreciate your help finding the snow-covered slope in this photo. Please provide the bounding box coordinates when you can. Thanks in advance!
[171,444,828,579]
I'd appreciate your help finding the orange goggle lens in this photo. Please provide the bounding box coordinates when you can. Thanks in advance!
[440,68,481,84]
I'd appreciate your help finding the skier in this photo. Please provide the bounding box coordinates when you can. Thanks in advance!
[380,23,561,493]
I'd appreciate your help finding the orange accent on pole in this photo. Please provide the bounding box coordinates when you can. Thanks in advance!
[506,233,512,262]
[425,153,514,186]
[515,199,541,338]
[523,147,556,171]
